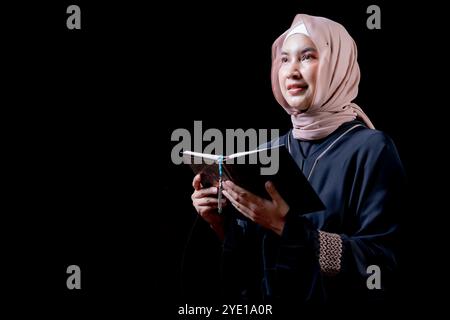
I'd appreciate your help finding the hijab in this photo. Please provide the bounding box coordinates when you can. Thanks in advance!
[271,14,375,140]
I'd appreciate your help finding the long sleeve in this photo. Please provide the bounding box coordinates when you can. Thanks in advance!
[265,132,405,303]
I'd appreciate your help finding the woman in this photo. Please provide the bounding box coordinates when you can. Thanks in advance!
[191,14,405,305]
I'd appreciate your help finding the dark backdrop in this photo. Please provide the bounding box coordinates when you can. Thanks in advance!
[4,0,445,317]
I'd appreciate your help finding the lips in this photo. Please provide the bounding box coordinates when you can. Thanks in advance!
[287,83,308,94]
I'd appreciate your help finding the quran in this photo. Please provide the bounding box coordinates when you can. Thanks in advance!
[183,145,325,214]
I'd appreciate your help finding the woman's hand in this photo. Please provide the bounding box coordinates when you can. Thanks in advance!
[222,180,289,236]
[191,174,227,239]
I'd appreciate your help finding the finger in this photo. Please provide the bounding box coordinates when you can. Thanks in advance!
[223,181,260,209]
[223,180,248,194]
[194,197,227,207]
[195,203,218,212]
[265,181,283,204]
[192,174,203,190]
[222,184,240,202]
[222,190,254,220]
[192,187,218,199]
[195,203,228,217]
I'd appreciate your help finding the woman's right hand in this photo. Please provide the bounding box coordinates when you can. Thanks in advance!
[191,174,226,238]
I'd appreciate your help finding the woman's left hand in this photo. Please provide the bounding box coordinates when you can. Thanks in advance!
[222,180,290,236]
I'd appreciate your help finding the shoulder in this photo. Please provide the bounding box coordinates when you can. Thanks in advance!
[347,125,397,153]
[346,125,403,169]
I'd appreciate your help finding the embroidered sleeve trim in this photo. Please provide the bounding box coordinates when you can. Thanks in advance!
[318,230,342,276]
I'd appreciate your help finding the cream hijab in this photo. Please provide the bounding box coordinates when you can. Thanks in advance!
[271,14,375,140]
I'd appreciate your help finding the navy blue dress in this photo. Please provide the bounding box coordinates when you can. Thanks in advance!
[221,120,405,305]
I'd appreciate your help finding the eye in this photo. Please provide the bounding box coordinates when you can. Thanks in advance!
[281,56,288,63]
[301,54,313,61]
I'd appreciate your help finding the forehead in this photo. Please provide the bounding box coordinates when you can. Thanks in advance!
[281,33,317,51]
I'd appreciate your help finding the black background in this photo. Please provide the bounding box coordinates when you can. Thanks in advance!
[3,0,446,317]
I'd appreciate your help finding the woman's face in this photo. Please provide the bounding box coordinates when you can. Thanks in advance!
[278,33,319,114]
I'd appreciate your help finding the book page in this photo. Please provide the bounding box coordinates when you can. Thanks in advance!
[182,151,222,161]
[227,145,282,160]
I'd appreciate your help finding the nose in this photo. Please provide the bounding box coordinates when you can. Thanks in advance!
[287,62,301,79]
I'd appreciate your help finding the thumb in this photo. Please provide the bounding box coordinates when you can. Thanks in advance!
[265,181,282,203]
[193,174,203,190]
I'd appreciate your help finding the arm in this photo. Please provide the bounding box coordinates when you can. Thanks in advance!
[274,135,405,302]
[223,134,405,302]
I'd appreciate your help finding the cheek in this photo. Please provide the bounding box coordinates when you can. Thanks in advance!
[278,71,286,89]
[306,65,319,85]
[278,72,284,91]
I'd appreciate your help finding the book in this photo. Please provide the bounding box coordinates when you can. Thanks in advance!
[182,145,325,215]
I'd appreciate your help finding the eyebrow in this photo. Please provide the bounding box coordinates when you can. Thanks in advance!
[281,47,317,55]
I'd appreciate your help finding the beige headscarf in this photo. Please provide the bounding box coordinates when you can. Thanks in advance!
[271,14,375,140]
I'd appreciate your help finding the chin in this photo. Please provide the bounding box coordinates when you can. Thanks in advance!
[287,103,309,114]
[287,99,311,112]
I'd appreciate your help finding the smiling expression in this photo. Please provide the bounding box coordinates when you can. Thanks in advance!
[278,33,319,115]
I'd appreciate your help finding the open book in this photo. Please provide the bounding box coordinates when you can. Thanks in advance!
[183,145,325,214]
